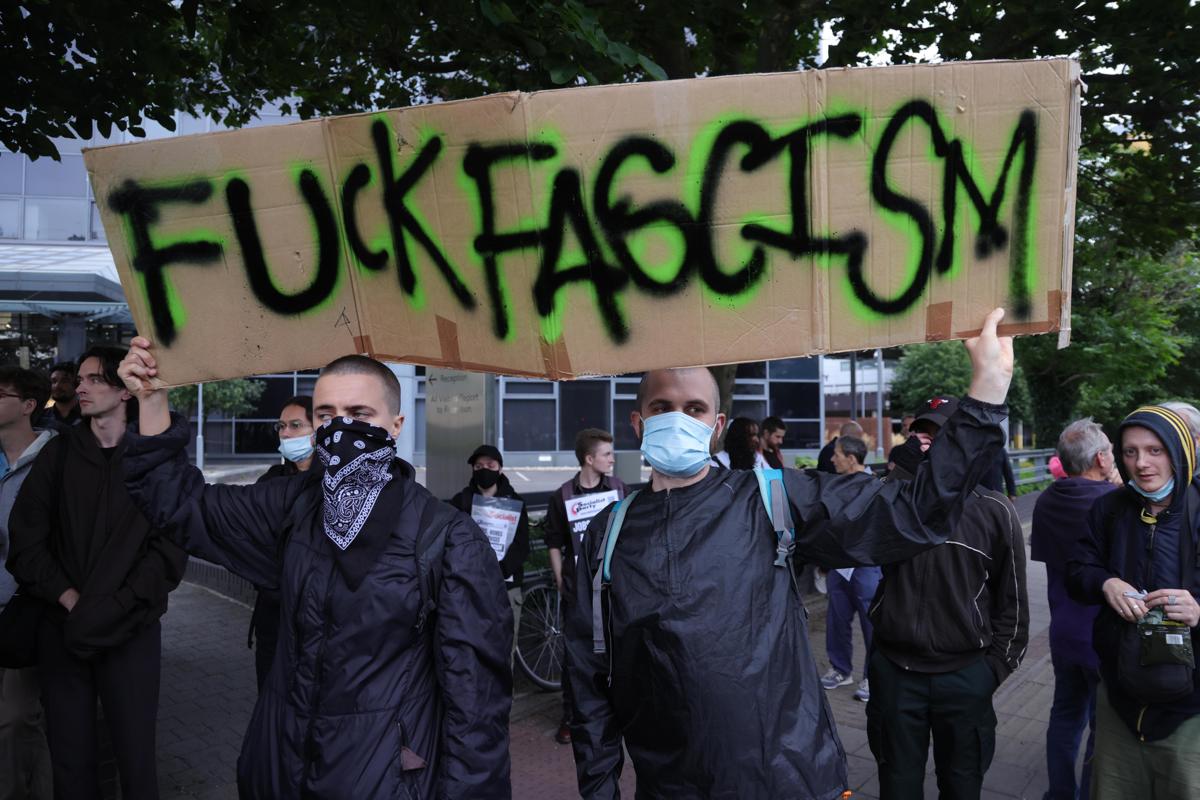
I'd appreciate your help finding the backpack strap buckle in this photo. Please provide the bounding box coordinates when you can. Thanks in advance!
[755,468,795,568]
[591,490,639,655]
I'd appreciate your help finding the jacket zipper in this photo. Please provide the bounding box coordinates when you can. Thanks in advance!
[303,571,337,777]
[908,550,932,667]
[663,490,677,595]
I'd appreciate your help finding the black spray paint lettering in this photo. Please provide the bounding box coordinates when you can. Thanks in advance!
[109,101,1038,347]
[226,169,341,315]
[106,180,223,347]
[867,101,1037,317]
[461,142,556,339]
[369,121,475,309]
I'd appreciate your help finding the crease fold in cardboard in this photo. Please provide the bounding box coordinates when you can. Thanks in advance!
[83,58,1080,386]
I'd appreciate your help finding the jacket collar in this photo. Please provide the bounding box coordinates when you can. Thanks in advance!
[572,472,614,493]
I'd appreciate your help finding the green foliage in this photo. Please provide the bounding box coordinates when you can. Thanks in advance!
[7,0,1197,445]
[890,341,1033,425]
[1017,239,1199,440]
[168,378,266,421]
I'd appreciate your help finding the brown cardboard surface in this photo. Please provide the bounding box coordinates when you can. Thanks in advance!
[84,58,1080,386]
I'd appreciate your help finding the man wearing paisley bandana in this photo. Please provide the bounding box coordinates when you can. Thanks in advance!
[116,341,513,799]
[564,308,1016,800]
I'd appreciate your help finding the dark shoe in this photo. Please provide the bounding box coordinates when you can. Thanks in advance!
[555,724,572,745]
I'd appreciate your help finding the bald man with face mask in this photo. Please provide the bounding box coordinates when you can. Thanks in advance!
[564,309,1016,800]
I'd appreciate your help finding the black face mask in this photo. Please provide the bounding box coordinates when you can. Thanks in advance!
[472,468,501,490]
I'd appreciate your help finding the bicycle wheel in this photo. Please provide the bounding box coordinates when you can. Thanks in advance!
[515,582,563,691]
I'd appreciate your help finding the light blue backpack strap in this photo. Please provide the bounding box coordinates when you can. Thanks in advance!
[754,467,796,568]
[592,490,640,655]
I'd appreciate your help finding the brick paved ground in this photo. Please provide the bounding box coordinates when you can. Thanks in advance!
[140,491,1052,799]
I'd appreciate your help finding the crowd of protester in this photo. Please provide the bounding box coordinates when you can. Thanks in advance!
[0,308,1195,799]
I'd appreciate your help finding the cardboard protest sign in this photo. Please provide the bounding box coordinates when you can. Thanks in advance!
[84,58,1081,386]
[470,496,523,562]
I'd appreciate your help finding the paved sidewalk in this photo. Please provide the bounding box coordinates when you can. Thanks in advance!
[143,491,1052,799]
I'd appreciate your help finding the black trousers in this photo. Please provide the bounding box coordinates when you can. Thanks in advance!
[866,650,998,800]
[38,619,161,800]
[249,591,280,691]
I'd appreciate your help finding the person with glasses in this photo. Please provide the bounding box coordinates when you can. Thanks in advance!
[0,366,55,800]
[249,396,314,690]
[7,346,187,800]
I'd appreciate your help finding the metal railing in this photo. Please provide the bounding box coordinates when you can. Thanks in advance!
[1010,448,1056,488]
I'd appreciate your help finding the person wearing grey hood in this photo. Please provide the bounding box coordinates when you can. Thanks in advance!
[1068,406,1200,797]
[0,366,55,800]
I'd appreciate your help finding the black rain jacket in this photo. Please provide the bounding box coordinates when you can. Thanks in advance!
[122,415,513,799]
[565,397,1006,799]
[869,487,1029,684]
[7,422,187,659]
[449,474,530,588]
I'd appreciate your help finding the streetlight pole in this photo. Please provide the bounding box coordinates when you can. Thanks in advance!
[195,383,205,470]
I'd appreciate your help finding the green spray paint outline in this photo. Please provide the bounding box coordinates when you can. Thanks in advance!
[454,131,560,344]
[953,118,1040,303]
[339,156,392,277]
[269,161,346,318]
[834,99,937,324]
[680,114,791,312]
[114,173,228,338]
[597,144,689,286]
[527,126,630,346]
[371,114,483,314]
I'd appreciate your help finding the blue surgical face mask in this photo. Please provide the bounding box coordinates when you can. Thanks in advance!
[639,412,716,478]
[278,435,315,464]
[1128,476,1175,503]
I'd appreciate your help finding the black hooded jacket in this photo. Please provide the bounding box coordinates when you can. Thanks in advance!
[1068,406,1200,741]
[565,397,1006,799]
[121,414,513,799]
[868,486,1029,685]
[7,421,187,659]
[449,473,530,588]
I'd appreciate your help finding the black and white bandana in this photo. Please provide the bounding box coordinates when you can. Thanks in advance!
[316,417,396,550]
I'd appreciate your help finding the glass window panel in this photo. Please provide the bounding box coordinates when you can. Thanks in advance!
[244,114,284,129]
[90,127,126,147]
[768,357,819,380]
[51,137,84,155]
[731,400,767,423]
[89,201,107,241]
[782,421,822,449]
[612,399,639,450]
[613,380,639,397]
[0,155,22,193]
[234,420,278,455]
[736,361,766,379]
[0,199,19,239]
[733,382,765,396]
[505,380,554,395]
[559,380,610,447]
[140,116,177,140]
[177,114,212,137]
[503,399,556,451]
[769,382,820,420]
[23,198,87,240]
[25,155,86,196]
[253,377,298,419]
[296,375,318,396]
